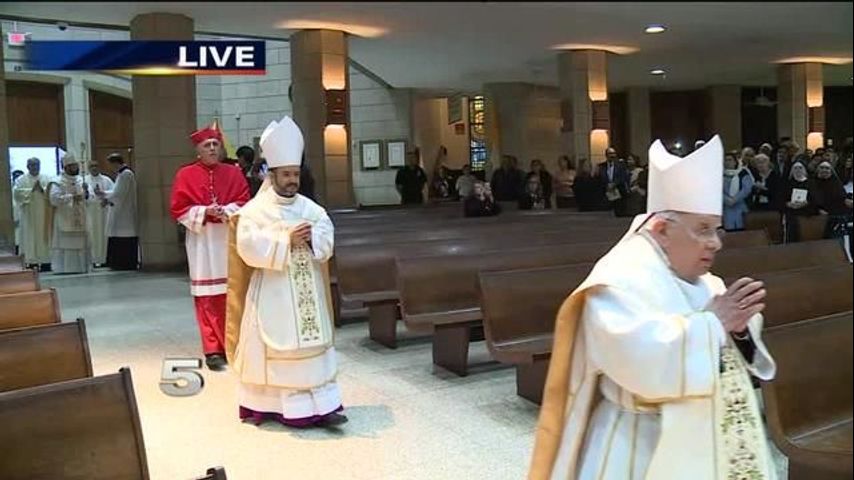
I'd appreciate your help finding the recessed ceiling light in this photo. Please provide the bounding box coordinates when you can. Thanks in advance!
[650,69,666,75]
[645,24,667,34]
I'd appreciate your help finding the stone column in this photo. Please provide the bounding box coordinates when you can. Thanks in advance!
[705,85,742,151]
[0,25,14,247]
[290,29,354,208]
[558,50,610,166]
[778,63,823,150]
[626,87,651,163]
[482,82,562,173]
[130,13,196,270]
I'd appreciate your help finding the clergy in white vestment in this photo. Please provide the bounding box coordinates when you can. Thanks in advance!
[48,153,90,274]
[98,152,139,271]
[12,158,51,268]
[84,161,114,266]
[225,116,346,428]
[530,136,779,480]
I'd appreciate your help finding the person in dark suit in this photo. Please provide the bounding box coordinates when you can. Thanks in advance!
[596,147,630,215]
[395,147,428,205]
[490,155,525,202]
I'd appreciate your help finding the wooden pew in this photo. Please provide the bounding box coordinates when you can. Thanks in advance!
[0,289,62,331]
[721,229,769,248]
[744,264,853,330]
[398,242,612,375]
[336,216,631,247]
[761,312,853,480]
[479,254,852,404]
[746,211,783,244]
[0,319,92,393]
[339,226,627,343]
[0,368,150,480]
[796,215,830,242]
[479,263,594,403]
[712,239,848,279]
[0,269,40,295]
[0,254,25,273]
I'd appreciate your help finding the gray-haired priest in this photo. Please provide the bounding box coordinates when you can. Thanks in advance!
[529,136,779,480]
[225,116,345,428]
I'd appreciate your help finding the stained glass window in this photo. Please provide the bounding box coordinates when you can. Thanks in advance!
[469,95,487,171]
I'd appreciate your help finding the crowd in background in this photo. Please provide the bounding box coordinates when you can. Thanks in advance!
[398,138,854,242]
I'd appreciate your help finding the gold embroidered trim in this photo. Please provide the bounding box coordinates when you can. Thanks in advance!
[716,345,768,480]
[289,244,322,344]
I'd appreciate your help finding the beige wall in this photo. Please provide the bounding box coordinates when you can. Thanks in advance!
[413,96,470,177]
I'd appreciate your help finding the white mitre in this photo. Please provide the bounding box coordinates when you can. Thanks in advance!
[260,115,304,168]
[61,152,79,167]
[647,134,723,216]
[620,135,724,242]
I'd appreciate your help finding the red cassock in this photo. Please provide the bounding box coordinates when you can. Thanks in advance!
[170,161,249,354]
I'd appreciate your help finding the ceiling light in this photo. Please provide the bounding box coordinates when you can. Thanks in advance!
[773,56,853,65]
[650,69,666,75]
[645,24,667,34]
[550,44,639,55]
[277,20,387,38]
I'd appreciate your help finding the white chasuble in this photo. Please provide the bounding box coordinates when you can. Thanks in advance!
[536,232,777,480]
[233,188,336,391]
[13,173,51,264]
[84,174,114,264]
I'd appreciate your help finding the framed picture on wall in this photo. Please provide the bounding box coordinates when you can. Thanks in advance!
[360,140,382,170]
[386,140,407,168]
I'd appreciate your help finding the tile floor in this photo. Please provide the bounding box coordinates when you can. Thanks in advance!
[41,270,787,480]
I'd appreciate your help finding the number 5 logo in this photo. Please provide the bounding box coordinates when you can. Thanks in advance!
[160,357,205,397]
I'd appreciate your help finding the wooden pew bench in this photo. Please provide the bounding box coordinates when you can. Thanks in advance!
[0,254,25,273]
[712,239,847,278]
[733,264,853,330]
[479,263,594,403]
[0,288,62,331]
[746,211,783,244]
[762,311,853,480]
[398,242,613,375]
[0,269,40,295]
[0,368,150,479]
[338,225,627,346]
[0,319,92,392]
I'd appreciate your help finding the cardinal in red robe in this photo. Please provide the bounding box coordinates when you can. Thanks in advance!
[170,124,250,371]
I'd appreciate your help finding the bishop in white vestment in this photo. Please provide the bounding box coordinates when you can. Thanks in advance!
[530,136,779,480]
[226,116,345,428]
[12,158,51,267]
[48,154,90,274]
[84,162,114,266]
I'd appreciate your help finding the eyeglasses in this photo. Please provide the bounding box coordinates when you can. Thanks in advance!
[665,218,726,243]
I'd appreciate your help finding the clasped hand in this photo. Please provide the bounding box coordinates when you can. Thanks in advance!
[289,222,312,246]
[706,277,766,334]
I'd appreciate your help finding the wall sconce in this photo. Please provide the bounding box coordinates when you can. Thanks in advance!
[807,106,825,151]
[325,89,347,126]
[591,100,610,130]
[808,106,825,133]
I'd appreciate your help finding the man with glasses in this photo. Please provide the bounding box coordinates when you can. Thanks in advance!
[530,136,779,480]
[170,123,250,371]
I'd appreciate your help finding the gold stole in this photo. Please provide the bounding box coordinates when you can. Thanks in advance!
[714,345,776,480]
[286,242,324,348]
